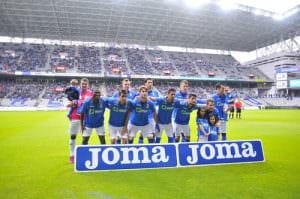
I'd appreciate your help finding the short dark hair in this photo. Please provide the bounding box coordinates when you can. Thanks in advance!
[206,98,214,105]
[167,88,176,94]
[145,78,153,83]
[216,83,222,90]
[93,89,101,95]
[197,107,206,118]
[119,89,127,96]
[189,93,197,98]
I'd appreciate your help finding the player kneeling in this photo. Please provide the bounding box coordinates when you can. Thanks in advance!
[128,86,159,144]
[79,89,106,145]
[106,89,132,144]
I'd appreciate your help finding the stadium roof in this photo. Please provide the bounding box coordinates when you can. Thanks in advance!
[0,0,300,52]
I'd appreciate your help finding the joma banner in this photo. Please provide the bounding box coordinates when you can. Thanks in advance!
[75,140,265,172]
[178,140,265,166]
[75,144,178,172]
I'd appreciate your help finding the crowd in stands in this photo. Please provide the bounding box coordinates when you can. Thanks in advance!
[77,47,101,73]
[50,45,76,70]
[167,51,199,76]
[42,82,69,101]
[0,43,48,72]
[0,42,270,81]
[1,79,300,108]
[103,47,128,75]
[124,48,156,75]
[145,49,177,76]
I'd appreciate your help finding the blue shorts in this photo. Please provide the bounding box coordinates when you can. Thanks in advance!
[208,134,218,141]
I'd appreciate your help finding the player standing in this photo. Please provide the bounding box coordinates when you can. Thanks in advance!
[79,89,106,145]
[174,80,189,142]
[127,86,159,144]
[212,84,228,141]
[151,88,179,143]
[174,94,200,142]
[138,78,161,143]
[106,89,132,144]
[112,78,137,100]
[112,78,137,143]
[66,78,93,164]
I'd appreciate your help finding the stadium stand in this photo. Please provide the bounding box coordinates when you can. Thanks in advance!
[50,45,76,72]
[102,47,128,75]
[0,43,49,72]
[78,46,101,73]
[0,42,271,82]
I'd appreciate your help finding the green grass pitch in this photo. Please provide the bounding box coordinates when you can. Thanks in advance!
[0,109,300,199]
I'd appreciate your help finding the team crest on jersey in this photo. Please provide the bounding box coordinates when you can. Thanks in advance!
[181,109,191,115]
[161,104,174,111]
[113,106,127,113]
[217,102,224,106]
[136,107,148,113]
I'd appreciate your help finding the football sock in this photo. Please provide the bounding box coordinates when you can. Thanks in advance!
[221,133,227,141]
[99,135,106,145]
[82,136,90,145]
[138,136,144,144]
[148,138,154,143]
[70,139,76,156]
[181,133,186,142]
[168,137,174,143]
[155,137,161,143]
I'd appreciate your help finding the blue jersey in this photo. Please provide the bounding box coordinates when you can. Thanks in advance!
[173,91,188,118]
[205,125,219,141]
[204,108,220,122]
[106,98,132,127]
[197,98,207,105]
[156,97,180,124]
[196,117,209,136]
[212,93,227,120]
[147,89,160,119]
[112,90,137,100]
[175,91,188,100]
[79,98,106,128]
[226,93,236,105]
[174,101,199,125]
[130,99,156,126]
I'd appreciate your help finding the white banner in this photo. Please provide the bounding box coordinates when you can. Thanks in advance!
[276,73,287,81]
[276,80,288,89]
